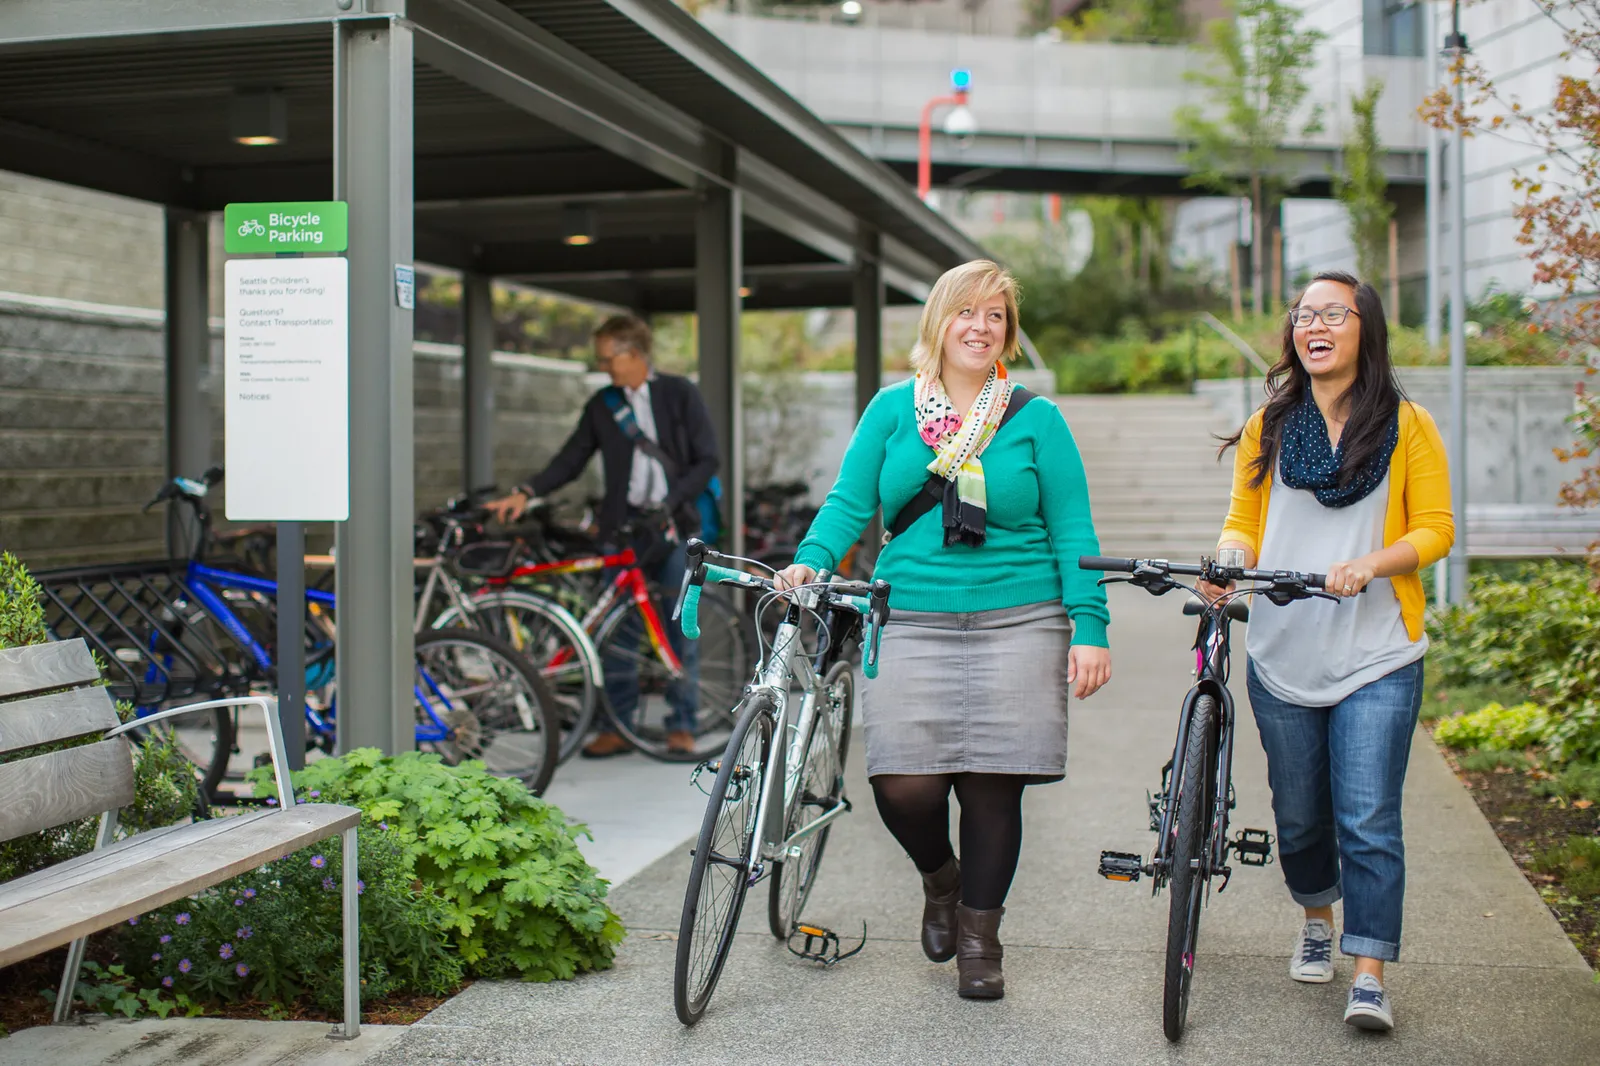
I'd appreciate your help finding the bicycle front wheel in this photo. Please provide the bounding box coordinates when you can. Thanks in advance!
[1163,694,1217,1042]
[433,589,602,764]
[769,661,853,938]
[413,628,560,795]
[674,693,773,1026]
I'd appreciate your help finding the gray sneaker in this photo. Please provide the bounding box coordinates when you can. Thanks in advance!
[1289,918,1335,983]
[1344,973,1394,1031]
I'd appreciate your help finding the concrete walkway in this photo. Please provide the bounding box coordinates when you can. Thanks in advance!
[6,594,1597,1065]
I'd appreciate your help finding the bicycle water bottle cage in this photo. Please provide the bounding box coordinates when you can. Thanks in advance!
[787,922,866,966]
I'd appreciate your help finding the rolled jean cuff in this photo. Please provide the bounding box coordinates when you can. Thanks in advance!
[1288,881,1342,908]
[1340,933,1399,963]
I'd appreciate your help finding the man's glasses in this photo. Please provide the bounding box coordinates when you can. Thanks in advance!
[1289,305,1359,327]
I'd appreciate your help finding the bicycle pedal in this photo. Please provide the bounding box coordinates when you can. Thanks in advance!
[1229,828,1275,867]
[786,921,866,966]
[1098,850,1144,883]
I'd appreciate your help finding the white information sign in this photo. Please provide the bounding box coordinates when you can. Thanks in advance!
[224,257,350,521]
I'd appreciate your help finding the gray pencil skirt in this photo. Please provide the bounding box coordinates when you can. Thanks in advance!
[861,600,1073,784]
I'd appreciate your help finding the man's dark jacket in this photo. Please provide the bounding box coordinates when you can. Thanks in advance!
[523,373,719,542]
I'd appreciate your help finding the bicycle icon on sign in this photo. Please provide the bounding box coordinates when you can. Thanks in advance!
[237,219,266,237]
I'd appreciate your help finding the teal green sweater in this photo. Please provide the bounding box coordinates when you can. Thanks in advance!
[795,381,1110,647]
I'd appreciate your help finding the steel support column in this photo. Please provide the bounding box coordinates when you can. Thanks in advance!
[163,208,212,553]
[334,18,415,754]
[853,228,883,419]
[462,271,495,495]
[695,139,742,556]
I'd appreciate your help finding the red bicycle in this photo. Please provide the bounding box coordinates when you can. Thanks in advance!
[474,537,751,763]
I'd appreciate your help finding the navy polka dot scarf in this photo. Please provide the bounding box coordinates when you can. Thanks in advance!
[1278,388,1400,508]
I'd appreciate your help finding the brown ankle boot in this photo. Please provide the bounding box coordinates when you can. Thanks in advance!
[919,858,961,962]
[956,903,1005,999]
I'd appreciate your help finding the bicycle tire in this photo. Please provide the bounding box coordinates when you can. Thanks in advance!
[674,693,773,1026]
[768,661,853,938]
[1163,694,1217,1042]
[430,589,602,764]
[596,591,750,762]
[413,628,560,795]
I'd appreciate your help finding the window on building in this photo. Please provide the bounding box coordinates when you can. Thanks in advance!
[1364,0,1424,57]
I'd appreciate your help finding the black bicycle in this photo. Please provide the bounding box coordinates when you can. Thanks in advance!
[1080,554,1344,1042]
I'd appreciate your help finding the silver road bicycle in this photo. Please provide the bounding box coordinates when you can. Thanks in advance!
[670,539,889,1026]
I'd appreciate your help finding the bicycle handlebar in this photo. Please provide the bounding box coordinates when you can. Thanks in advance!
[1079,555,1329,590]
[675,539,891,678]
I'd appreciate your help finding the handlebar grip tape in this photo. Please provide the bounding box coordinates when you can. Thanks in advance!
[680,585,702,640]
[1077,556,1135,573]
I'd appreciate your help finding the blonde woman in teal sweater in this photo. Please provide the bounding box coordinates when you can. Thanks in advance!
[776,259,1111,1000]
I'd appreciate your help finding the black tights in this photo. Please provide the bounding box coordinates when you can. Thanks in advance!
[870,773,1026,911]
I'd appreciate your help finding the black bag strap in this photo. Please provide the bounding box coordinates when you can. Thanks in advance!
[884,386,1038,542]
[601,386,681,478]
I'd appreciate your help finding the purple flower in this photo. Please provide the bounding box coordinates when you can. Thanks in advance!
[357,880,365,895]
[378,822,389,831]
[309,790,321,798]
[236,927,253,940]
[219,943,234,960]
[175,913,191,926]
[127,917,139,926]
[322,877,336,892]
[151,953,162,962]
[178,959,192,974]
[310,855,327,869]
[265,797,277,806]
[234,899,245,907]
[243,889,256,899]
[235,963,250,978]
[162,976,174,988]
[159,935,172,945]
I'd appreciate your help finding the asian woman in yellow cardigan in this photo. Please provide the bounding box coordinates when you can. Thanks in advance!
[1199,271,1453,1033]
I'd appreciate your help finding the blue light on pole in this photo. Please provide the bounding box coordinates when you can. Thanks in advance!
[951,69,972,93]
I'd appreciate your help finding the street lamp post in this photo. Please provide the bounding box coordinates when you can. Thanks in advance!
[1445,0,1471,605]
[918,69,975,203]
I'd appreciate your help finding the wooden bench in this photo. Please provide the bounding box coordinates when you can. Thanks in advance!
[0,639,364,1037]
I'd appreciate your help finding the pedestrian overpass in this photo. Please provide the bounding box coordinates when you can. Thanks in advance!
[701,11,1428,198]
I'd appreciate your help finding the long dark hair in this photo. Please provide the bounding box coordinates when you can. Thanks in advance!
[1220,270,1403,489]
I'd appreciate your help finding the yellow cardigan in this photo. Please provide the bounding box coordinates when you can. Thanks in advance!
[1220,401,1456,641]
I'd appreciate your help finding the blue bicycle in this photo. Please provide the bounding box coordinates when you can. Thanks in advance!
[39,471,560,800]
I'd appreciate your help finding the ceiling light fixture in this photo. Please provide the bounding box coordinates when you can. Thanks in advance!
[561,204,597,246]
[230,89,287,147]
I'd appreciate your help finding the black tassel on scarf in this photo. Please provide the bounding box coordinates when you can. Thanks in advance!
[941,478,987,547]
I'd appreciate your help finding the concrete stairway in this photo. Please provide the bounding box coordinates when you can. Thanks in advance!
[1054,393,1242,562]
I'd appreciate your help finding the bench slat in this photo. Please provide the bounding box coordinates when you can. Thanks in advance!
[0,687,121,755]
[0,640,100,701]
[0,803,361,968]
[2,811,278,906]
[0,741,134,844]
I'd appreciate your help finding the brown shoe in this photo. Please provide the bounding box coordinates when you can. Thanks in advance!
[581,732,631,759]
[666,729,697,755]
[920,857,961,962]
[956,904,1005,1000]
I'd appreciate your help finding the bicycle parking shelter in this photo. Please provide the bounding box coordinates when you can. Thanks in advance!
[0,0,987,755]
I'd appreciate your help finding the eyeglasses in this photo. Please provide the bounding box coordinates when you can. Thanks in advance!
[1289,305,1359,327]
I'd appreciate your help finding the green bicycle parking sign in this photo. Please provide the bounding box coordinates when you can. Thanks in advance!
[224,201,348,254]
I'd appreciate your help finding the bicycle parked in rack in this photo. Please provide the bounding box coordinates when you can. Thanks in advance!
[670,538,889,1025]
[1080,554,1349,1042]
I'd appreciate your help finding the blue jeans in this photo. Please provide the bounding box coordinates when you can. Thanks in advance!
[601,535,698,734]
[1246,656,1425,962]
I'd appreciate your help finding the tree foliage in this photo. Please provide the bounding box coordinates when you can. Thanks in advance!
[1054,0,1193,42]
[1174,0,1325,313]
[1422,2,1600,569]
[1333,80,1395,295]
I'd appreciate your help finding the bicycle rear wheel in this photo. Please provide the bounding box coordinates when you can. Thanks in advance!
[414,628,560,795]
[1163,694,1217,1042]
[432,589,601,764]
[674,693,773,1026]
[769,661,853,938]
[138,704,235,802]
[597,590,750,762]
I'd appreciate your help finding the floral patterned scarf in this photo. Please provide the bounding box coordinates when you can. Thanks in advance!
[914,363,1017,547]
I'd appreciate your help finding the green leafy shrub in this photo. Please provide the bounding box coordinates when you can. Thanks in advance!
[1531,835,1600,899]
[114,823,461,1011]
[1532,760,1600,805]
[1433,702,1554,752]
[1454,749,1534,773]
[0,551,47,648]
[250,749,625,981]
[1429,561,1600,764]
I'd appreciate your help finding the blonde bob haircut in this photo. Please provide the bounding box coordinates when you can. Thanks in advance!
[909,259,1021,377]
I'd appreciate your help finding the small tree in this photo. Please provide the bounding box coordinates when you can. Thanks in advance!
[1174,0,1325,315]
[1422,1,1600,572]
[1333,81,1395,299]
